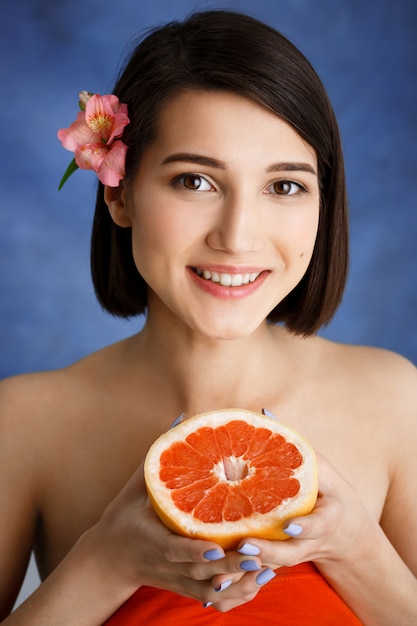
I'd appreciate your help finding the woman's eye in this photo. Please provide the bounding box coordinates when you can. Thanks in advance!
[173,174,214,191]
[266,180,306,196]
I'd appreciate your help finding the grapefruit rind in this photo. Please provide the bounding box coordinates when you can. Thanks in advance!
[144,409,318,550]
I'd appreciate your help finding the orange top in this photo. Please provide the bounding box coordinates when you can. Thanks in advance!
[104,562,363,625]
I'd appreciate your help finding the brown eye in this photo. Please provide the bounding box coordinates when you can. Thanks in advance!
[173,174,213,191]
[267,180,306,196]
[183,174,203,189]
[274,181,294,194]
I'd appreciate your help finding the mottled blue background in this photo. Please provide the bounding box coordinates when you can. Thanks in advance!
[2,0,416,605]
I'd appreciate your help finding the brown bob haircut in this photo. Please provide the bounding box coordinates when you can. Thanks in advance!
[91,10,348,336]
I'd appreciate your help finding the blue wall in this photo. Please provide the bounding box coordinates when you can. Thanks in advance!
[2,0,416,383]
[2,0,416,607]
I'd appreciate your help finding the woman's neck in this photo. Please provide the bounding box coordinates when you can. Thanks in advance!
[132,315,295,417]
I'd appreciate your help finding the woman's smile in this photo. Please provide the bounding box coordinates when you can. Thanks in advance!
[189,266,270,299]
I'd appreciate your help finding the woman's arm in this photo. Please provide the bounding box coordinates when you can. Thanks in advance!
[0,377,263,624]
[317,357,417,624]
[310,456,417,625]
[0,378,41,619]
[4,462,265,624]
[209,357,417,622]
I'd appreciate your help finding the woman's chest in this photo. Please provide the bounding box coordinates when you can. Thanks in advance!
[271,395,391,521]
[35,408,164,576]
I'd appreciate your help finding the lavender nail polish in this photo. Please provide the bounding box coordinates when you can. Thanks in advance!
[214,579,233,592]
[262,407,277,419]
[169,413,185,429]
[256,568,276,585]
[204,548,224,561]
[240,560,261,571]
[202,601,213,608]
[283,522,303,537]
[238,543,261,556]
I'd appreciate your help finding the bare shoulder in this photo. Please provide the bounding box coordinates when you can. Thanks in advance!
[0,339,131,532]
[0,340,134,612]
[0,338,131,437]
[0,369,65,439]
[333,339,416,377]
[316,337,417,417]
[320,343,417,568]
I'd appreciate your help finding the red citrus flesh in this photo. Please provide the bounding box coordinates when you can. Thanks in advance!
[145,409,318,549]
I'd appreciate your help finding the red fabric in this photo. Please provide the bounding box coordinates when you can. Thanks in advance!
[104,562,363,625]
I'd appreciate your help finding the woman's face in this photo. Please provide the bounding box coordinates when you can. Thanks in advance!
[117,90,320,340]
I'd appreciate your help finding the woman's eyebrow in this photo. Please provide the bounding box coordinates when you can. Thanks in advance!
[266,162,317,176]
[161,153,227,169]
[161,152,317,176]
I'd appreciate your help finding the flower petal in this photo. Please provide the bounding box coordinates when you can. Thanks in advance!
[85,94,116,141]
[96,140,128,186]
[107,104,130,144]
[58,91,130,189]
[58,112,100,151]
[106,94,123,113]
[74,143,107,172]
[84,94,130,144]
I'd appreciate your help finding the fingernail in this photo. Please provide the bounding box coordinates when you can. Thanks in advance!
[256,568,276,585]
[238,543,261,556]
[283,522,303,537]
[169,413,185,429]
[262,407,277,419]
[214,579,233,592]
[202,601,213,608]
[240,560,261,571]
[204,549,224,561]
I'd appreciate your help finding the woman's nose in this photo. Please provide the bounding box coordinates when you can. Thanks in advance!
[206,193,263,254]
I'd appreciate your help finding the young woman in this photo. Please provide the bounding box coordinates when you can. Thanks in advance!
[1,10,416,625]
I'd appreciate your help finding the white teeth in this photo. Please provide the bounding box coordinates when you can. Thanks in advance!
[195,268,261,286]
[231,274,243,287]
[220,274,232,287]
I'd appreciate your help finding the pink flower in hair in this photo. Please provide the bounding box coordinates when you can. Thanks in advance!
[58,91,130,189]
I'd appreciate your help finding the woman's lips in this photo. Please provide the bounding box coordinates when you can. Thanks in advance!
[194,267,261,287]
[189,266,269,298]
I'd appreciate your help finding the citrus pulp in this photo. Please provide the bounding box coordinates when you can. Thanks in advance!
[144,409,318,549]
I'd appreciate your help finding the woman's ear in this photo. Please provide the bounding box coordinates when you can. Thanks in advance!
[104,185,132,227]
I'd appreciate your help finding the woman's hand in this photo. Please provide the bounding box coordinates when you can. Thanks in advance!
[89,439,376,614]
[89,461,269,610]
[206,452,380,611]
[208,452,377,610]
[91,444,375,613]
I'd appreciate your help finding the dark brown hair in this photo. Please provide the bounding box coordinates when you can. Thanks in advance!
[91,10,348,335]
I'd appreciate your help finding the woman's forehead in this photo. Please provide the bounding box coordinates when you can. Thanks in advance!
[148,90,317,171]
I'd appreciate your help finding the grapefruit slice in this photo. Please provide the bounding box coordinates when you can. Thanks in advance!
[144,409,318,549]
